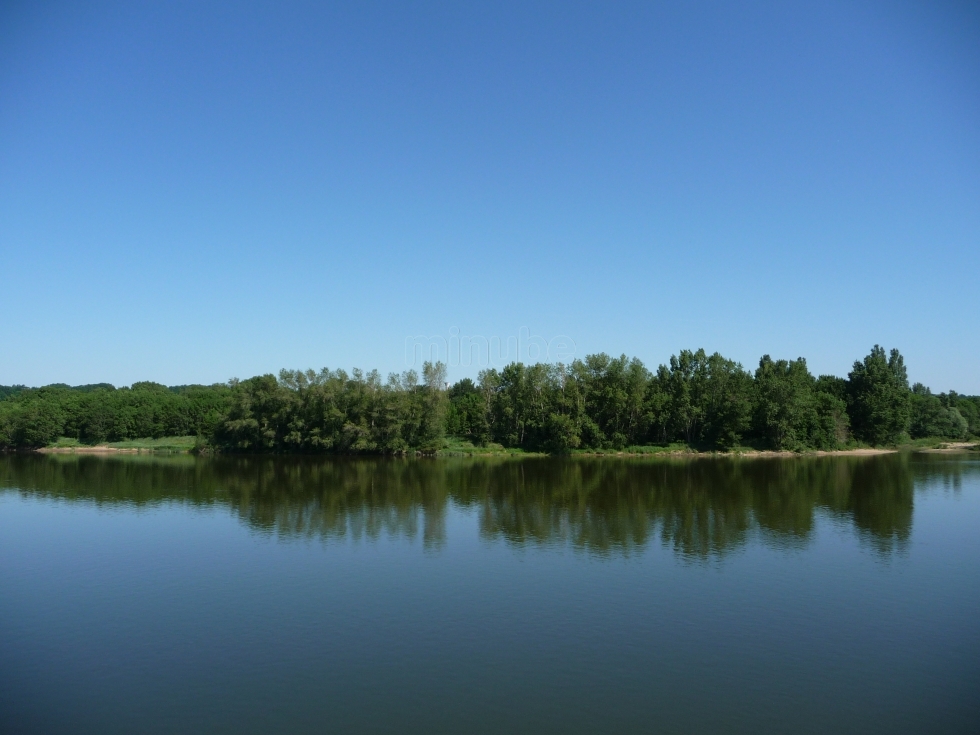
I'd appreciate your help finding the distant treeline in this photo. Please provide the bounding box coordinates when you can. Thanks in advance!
[1,345,977,453]
[0,382,231,448]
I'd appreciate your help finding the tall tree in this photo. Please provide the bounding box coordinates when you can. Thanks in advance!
[702,353,753,448]
[752,356,815,450]
[847,346,911,445]
[665,349,709,446]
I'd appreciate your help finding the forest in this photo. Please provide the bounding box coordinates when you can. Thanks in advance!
[1,345,977,454]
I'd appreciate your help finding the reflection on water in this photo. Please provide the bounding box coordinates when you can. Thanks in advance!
[3,453,971,560]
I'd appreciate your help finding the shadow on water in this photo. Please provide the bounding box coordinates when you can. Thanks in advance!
[1,453,974,560]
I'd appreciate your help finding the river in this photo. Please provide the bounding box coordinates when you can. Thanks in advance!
[1,453,978,734]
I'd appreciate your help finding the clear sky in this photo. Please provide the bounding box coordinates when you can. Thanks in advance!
[1,1,978,392]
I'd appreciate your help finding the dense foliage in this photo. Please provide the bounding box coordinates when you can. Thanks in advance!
[444,348,926,452]
[213,364,448,454]
[0,385,27,401]
[0,382,231,448]
[1,345,977,453]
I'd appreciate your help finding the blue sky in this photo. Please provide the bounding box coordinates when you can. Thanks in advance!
[1,1,978,391]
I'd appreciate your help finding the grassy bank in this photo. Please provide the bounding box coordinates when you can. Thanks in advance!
[43,436,198,453]
[435,439,544,457]
[108,436,197,451]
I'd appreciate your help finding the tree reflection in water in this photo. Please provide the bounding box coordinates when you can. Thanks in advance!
[2,453,967,560]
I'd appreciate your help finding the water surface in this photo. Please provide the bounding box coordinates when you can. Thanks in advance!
[1,453,978,734]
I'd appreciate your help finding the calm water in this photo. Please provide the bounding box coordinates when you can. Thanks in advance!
[1,453,978,734]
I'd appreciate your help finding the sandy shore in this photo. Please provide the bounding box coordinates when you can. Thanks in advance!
[916,442,979,454]
[733,448,897,457]
[582,444,980,458]
[574,448,898,459]
[30,444,977,458]
[38,446,143,454]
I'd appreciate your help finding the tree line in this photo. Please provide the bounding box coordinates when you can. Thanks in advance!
[444,346,978,451]
[0,382,231,448]
[1,345,977,452]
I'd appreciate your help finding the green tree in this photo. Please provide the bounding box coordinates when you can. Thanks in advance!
[910,384,968,440]
[446,378,484,439]
[12,398,65,447]
[569,354,649,448]
[752,356,815,450]
[418,361,449,449]
[847,346,911,445]
[702,353,752,448]
[215,375,286,451]
[665,349,709,446]
[644,367,672,444]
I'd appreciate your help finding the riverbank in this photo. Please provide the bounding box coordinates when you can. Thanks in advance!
[572,447,900,458]
[30,438,978,458]
[38,436,198,454]
[39,446,144,454]
[572,442,978,458]
[916,441,979,453]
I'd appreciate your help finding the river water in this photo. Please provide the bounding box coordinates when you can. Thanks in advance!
[1,453,978,734]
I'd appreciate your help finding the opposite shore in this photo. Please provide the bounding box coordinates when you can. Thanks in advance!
[29,441,979,458]
[3,346,979,457]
